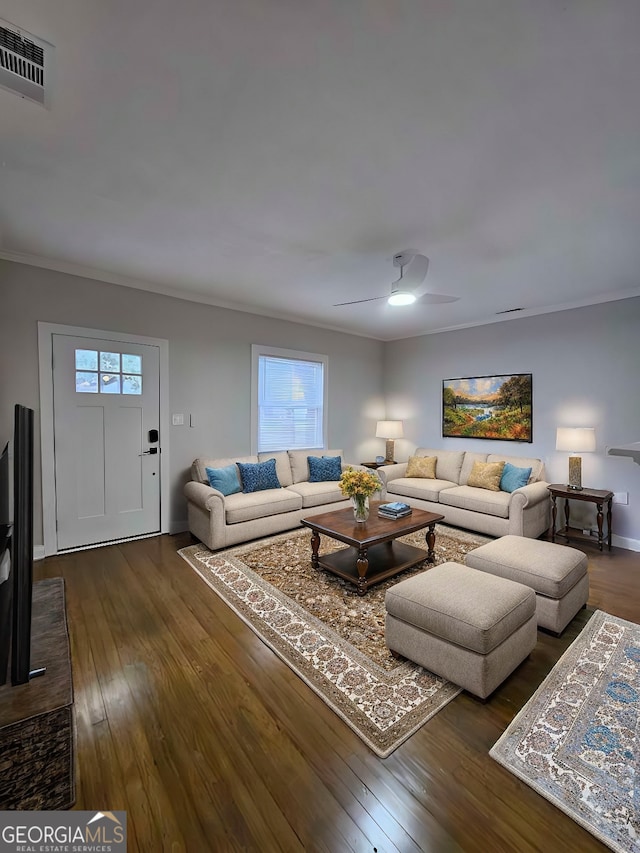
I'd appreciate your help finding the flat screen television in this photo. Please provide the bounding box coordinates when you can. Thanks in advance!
[0,404,43,686]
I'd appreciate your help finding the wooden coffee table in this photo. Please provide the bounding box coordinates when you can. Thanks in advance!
[300,502,444,595]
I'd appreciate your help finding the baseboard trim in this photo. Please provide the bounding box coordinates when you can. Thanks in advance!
[170,519,189,535]
[33,546,46,561]
[612,533,640,552]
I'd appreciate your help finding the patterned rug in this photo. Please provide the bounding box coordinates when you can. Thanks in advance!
[179,525,489,757]
[491,610,640,853]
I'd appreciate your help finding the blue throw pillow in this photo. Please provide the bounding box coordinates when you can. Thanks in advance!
[237,459,281,493]
[308,455,342,482]
[205,464,242,496]
[500,462,532,493]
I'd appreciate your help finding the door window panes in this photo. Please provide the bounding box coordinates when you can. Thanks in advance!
[100,351,120,372]
[76,348,144,395]
[100,374,121,394]
[76,371,99,393]
[122,354,142,374]
[122,375,142,395]
[75,349,98,370]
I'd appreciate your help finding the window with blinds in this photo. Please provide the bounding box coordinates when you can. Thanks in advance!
[252,346,328,453]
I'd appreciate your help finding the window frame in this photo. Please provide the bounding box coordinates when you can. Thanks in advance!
[251,344,329,455]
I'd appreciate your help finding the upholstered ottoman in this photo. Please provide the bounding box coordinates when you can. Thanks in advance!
[385,563,537,699]
[464,535,589,635]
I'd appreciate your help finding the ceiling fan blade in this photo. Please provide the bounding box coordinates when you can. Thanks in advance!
[417,293,460,304]
[333,295,387,306]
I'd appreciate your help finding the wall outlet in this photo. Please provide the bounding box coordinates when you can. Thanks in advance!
[613,492,628,505]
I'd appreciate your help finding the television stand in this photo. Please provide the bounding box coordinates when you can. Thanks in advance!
[0,578,75,809]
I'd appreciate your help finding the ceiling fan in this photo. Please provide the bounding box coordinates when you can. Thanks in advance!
[333,251,460,307]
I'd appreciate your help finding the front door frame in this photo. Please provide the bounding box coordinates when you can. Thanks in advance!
[38,322,170,556]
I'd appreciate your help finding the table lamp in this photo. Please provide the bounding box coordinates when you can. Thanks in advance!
[556,427,596,490]
[376,420,403,463]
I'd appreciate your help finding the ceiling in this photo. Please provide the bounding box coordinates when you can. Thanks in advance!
[1,1,640,341]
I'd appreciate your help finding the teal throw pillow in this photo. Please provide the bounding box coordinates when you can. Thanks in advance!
[500,462,532,493]
[308,455,342,482]
[237,459,281,493]
[205,464,241,496]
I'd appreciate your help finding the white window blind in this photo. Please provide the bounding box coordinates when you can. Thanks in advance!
[254,350,326,452]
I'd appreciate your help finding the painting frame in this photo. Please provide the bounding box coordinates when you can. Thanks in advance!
[442,373,533,442]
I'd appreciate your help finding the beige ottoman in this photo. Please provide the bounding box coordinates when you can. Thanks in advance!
[464,535,589,635]
[385,562,537,699]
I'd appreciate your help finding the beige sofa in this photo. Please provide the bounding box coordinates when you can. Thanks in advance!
[377,448,550,539]
[184,449,367,551]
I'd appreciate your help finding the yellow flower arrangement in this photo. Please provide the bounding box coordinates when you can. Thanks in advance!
[338,466,381,498]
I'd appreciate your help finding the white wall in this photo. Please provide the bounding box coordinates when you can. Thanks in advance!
[2,258,639,551]
[0,260,385,546]
[383,298,640,548]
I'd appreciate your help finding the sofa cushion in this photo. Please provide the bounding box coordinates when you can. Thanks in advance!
[224,489,302,524]
[205,464,242,496]
[439,485,511,518]
[288,449,343,483]
[487,453,543,483]
[287,481,345,508]
[237,459,281,493]
[406,455,436,478]
[386,478,457,502]
[423,449,465,484]
[500,462,533,493]
[308,455,342,482]
[193,455,257,484]
[258,450,293,487]
[467,460,505,491]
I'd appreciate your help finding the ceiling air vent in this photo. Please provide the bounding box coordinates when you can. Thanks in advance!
[495,307,524,315]
[0,19,54,107]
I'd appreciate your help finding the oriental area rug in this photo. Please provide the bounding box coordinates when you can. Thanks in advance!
[179,525,489,757]
[491,610,640,853]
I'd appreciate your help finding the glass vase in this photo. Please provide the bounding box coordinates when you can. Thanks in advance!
[351,494,370,523]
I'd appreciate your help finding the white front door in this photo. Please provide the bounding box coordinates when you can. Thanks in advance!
[52,334,161,550]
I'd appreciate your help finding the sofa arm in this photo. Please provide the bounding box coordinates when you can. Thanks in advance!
[184,481,228,550]
[508,481,551,537]
[375,462,408,486]
[184,481,225,511]
[509,481,550,510]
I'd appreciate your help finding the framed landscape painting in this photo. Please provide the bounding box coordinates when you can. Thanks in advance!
[442,374,532,442]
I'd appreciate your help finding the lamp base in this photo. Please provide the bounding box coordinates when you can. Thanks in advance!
[385,439,395,464]
[568,455,582,490]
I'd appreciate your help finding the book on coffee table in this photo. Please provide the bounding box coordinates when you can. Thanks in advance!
[378,501,412,519]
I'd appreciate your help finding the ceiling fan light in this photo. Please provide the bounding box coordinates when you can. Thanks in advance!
[388,290,417,306]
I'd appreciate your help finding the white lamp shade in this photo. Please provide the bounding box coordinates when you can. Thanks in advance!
[556,427,596,453]
[376,420,404,439]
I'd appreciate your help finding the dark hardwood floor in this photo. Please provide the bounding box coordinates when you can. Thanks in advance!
[34,533,640,852]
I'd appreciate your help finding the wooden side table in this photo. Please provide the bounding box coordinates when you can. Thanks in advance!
[548,484,613,552]
[361,461,394,470]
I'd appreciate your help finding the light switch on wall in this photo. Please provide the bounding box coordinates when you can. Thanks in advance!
[172,413,184,426]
